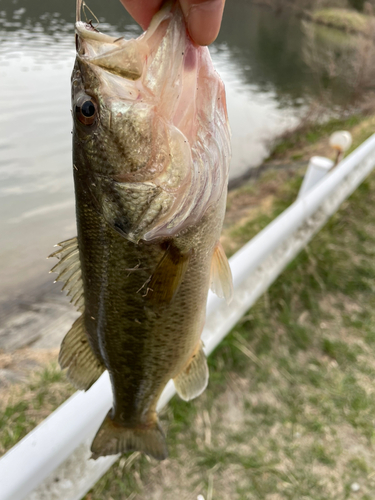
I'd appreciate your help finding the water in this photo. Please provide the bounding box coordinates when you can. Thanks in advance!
[0,0,352,303]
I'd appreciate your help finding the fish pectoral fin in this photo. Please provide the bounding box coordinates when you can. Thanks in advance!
[173,341,209,401]
[210,241,233,304]
[91,412,168,461]
[49,236,85,312]
[59,315,105,391]
[147,245,191,304]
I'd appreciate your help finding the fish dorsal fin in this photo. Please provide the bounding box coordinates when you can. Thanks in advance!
[49,237,85,312]
[147,245,191,304]
[59,315,105,391]
[210,242,233,304]
[173,341,208,401]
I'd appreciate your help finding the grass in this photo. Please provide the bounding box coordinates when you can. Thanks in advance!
[311,8,370,34]
[0,363,74,455]
[270,113,363,158]
[2,124,375,497]
[269,111,375,163]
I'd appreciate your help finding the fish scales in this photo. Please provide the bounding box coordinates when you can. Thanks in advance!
[52,0,232,460]
[74,166,224,419]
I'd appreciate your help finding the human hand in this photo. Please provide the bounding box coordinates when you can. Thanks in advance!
[118,0,225,46]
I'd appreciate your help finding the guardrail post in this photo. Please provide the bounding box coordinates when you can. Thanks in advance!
[298,156,334,198]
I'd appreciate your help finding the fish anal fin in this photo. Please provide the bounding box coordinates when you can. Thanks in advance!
[173,341,209,401]
[49,237,85,312]
[59,315,105,391]
[147,245,191,304]
[91,412,168,461]
[210,241,233,304]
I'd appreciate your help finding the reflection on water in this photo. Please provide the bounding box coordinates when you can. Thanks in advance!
[0,0,355,302]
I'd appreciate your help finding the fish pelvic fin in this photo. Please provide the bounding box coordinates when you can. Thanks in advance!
[210,241,233,304]
[173,341,209,401]
[91,412,168,461]
[49,236,85,312]
[59,315,105,391]
[147,245,191,304]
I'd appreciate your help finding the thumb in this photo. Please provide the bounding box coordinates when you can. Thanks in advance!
[179,0,225,46]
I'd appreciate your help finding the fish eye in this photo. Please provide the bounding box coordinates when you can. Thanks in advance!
[75,97,97,125]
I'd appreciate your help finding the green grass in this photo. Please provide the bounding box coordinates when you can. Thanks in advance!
[311,8,370,34]
[268,111,375,169]
[0,364,74,455]
[271,113,364,158]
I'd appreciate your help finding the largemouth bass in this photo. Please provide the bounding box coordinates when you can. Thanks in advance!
[51,0,232,460]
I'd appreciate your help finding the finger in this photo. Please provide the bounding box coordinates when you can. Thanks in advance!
[179,0,225,46]
[118,0,164,29]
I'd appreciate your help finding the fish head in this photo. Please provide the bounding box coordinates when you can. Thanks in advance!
[72,19,165,184]
[72,1,230,243]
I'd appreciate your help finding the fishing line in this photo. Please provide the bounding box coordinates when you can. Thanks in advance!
[81,0,100,29]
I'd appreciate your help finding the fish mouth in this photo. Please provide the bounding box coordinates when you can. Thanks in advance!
[75,0,144,80]
[74,0,175,81]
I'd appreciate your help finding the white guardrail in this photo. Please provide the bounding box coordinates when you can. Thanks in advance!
[1,133,375,500]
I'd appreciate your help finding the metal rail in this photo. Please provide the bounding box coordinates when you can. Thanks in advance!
[1,134,375,500]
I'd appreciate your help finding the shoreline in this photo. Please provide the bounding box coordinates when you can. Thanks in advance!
[252,1,373,35]
[307,8,372,35]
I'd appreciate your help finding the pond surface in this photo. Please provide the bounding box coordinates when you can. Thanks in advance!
[0,0,353,303]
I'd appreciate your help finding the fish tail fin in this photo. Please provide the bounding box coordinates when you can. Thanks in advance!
[91,412,168,461]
